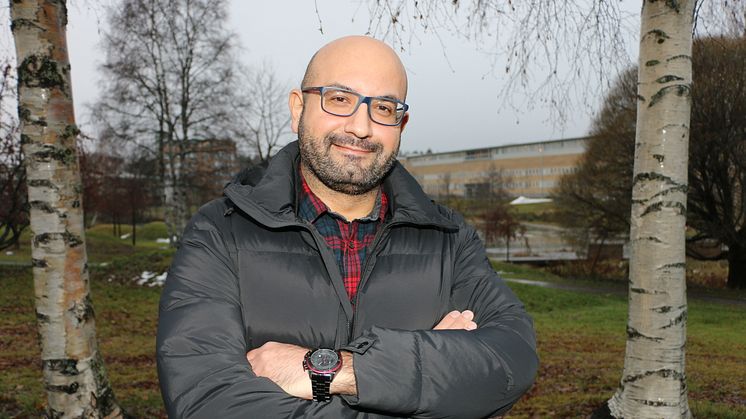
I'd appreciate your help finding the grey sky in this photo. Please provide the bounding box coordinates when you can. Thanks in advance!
[13,1,641,154]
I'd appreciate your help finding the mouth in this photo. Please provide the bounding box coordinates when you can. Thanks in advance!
[332,143,375,155]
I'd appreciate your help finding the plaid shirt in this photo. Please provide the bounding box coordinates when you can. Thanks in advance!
[298,171,388,304]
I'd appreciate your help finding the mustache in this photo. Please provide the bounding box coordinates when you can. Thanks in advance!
[326,133,381,152]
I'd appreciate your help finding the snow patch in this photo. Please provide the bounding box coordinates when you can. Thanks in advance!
[509,196,553,205]
[133,270,167,287]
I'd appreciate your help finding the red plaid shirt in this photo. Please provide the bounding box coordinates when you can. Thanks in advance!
[298,172,388,304]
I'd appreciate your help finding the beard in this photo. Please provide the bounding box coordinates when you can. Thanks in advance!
[297,115,399,195]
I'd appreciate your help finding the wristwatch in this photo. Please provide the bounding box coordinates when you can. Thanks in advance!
[303,348,342,402]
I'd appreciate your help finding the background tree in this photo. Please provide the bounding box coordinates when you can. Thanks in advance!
[0,61,27,251]
[556,36,746,290]
[687,36,746,289]
[477,165,524,259]
[92,0,238,245]
[553,68,636,257]
[79,134,126,229]
[232,63,292,164]
[483,204,526,262]
[9,0,122,416]
[363,1,634,123]
[121,151,159,245]
[483,164,512,207]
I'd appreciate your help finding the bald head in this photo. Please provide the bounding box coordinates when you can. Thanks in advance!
[301,36,408,100]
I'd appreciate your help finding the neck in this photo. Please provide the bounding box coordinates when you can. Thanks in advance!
[301,164,379,221]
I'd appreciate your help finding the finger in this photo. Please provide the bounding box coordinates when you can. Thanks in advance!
[450,315,471,330]
[435,312,475,330]
[433,310,461,330]
[442,313,476,330]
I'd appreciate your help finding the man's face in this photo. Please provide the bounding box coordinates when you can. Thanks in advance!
[290,39,409,195]
[296,109,400,195]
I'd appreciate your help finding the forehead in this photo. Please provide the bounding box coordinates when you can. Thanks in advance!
[308,43,408,100]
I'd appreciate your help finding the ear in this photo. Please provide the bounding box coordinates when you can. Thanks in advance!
[289,89,304,133]
[398,112,409,134]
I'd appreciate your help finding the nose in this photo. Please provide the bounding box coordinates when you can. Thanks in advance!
[343,102,373,139]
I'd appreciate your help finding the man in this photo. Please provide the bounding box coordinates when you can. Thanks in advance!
[157,36,538,418]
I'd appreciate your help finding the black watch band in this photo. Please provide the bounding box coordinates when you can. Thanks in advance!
[310,373,333,402]
[304,348,342,402]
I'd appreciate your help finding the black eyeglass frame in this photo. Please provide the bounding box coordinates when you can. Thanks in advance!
[301,86,409,127]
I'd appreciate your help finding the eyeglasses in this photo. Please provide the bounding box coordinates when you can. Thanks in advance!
[301,86,409,126]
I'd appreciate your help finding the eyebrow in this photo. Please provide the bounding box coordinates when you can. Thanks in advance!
[326,82,404,103]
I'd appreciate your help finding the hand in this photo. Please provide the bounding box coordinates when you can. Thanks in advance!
[433,310,478,331]
[246,341,312,399]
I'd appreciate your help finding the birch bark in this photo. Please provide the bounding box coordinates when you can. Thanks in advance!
[10,1,123,417]
[608,1,694,417]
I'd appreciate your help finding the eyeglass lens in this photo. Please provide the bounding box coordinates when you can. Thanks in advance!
[321,88,404,125]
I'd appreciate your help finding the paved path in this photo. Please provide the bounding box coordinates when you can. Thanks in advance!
[503,277,746,307]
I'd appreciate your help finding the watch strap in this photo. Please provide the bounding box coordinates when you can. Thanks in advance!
[310,373,333,402]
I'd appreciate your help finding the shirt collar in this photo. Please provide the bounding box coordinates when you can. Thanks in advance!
[298,166,388,223]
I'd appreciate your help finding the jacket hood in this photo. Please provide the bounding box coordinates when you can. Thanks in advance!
[224,141,457,230]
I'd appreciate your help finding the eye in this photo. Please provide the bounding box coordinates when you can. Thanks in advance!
[372,100,395,116]
[326,90,355,105]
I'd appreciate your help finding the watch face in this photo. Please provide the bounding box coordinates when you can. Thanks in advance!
[310,349,340,371]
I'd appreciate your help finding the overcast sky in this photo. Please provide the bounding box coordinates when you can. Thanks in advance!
[5,1,641,154]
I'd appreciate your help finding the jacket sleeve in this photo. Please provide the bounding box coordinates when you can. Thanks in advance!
[342,219,539,418]
[157,207,353,419]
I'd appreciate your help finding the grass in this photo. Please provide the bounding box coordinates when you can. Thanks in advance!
[511,202,559,223]
[1,261,744,418]
[0,267,165,418]
[507,281,746,418]
[493,260,568,283]
[0,222,172,266]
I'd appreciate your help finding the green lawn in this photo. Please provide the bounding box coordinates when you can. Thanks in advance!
[508,281,746,418]
[0,222,172,265]
[1,262,744,418]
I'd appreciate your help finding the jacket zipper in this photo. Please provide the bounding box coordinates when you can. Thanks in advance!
[348,220,404,340]
[301,220,355,346]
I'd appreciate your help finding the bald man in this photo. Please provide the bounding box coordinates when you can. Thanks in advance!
[157,36,538,418]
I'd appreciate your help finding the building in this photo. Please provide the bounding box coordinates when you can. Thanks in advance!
[399,137,589,199]
[185,138,240,206]
[165,138,241,207]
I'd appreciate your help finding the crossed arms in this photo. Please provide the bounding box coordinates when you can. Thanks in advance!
[246,310,479,400]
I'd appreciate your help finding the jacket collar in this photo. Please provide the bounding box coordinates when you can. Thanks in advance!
[224,141,457,230]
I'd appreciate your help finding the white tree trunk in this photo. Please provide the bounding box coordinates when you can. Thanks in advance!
[163,145,187,246]
[10,1,123,417]
[608,1,694,417]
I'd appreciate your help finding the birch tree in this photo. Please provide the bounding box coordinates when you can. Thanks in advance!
[232,64,292,164]
[607,2,695,416]
[9,0,122,416]
[92,0,237,245]
[556,36,746,290]
[361,1,698,416]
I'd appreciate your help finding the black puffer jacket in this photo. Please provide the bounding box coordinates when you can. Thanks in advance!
[157,141,538,418]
